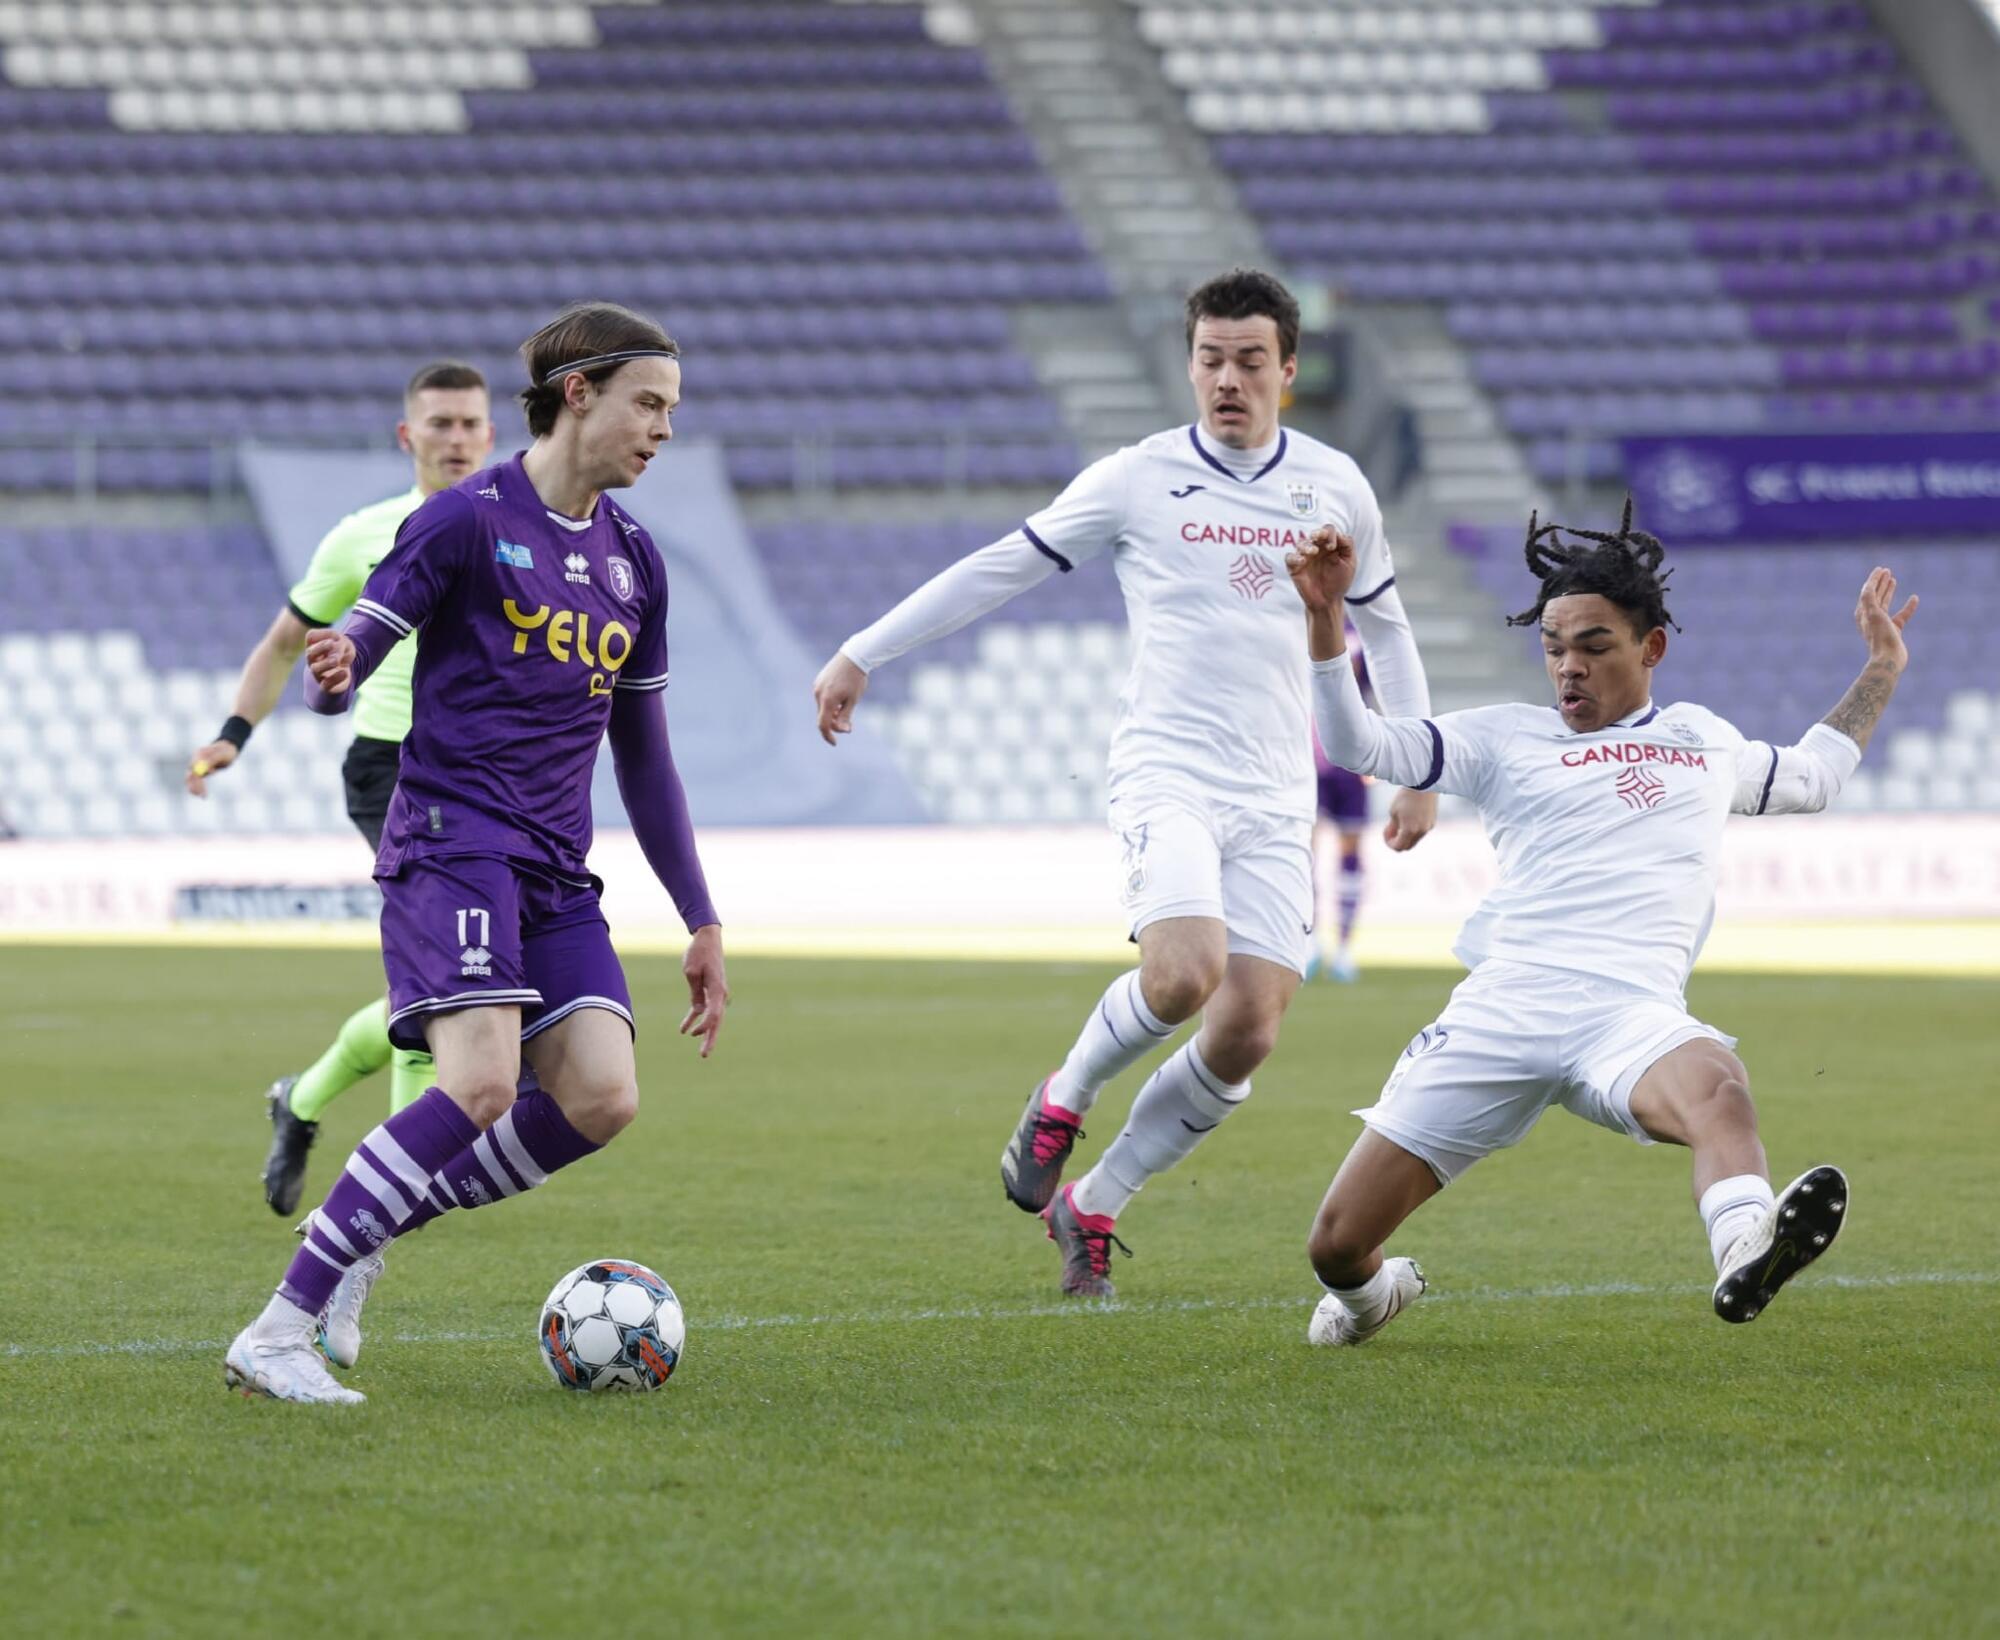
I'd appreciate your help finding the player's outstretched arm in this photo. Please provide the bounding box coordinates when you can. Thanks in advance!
[185,607,311,795]
[679,925,729,1061]
[1822,565,1915,753]
[1288,530,1454,793]
[302,625,361,712]
[1735,567,1916,817]
[606,688,728,1057]
[815,532,1067,748]
[813,650,869,746]
[1290,529,1440,850]
[1286,525,1359,660]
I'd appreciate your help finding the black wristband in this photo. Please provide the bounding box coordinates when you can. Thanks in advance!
[217,715,254,751]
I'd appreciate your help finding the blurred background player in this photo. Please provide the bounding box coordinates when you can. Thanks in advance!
[1307,623,1371,983]
[814,268,1439,1299]
[225,301,727,1404]
[186,361,494,1216]
[1287,508,1913,1346]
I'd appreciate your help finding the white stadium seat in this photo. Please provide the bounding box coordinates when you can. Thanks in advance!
[1946,691,1996,738]
[279,794,325,832]
[1886,732,1937,776]
[127,793,175,836]
[944,789,992,825]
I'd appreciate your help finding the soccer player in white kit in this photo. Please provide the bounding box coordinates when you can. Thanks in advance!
[1286,503,1916,1343]
[813,270,1439,1297]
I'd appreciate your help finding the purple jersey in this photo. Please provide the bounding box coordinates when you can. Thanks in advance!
[349,453,671,877]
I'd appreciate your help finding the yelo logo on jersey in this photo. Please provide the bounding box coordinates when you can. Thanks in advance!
[503,599,633,696]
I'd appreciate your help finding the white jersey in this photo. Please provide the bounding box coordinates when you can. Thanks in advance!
[1311,663,1863,998]
[1021,425,1423,819]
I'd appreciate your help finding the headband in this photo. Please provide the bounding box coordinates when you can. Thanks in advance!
[541,348,679,386]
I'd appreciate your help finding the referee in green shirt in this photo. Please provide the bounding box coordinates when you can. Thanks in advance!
[186,360,494,1215]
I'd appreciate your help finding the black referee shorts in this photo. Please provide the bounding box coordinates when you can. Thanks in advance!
[342,736,402,852]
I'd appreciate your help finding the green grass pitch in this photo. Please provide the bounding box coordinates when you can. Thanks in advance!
[3,946,1996,1638]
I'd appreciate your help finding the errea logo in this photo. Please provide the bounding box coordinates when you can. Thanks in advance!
[563,553,591,586]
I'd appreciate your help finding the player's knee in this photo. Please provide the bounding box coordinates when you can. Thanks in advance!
[1687,1073,1757,1138]
[569,1076,639,1145]
[456,1074,518,1130]
[1209,1015,1279,1078]
[1142,954,1224,1022]
[1307,1209,1373,1288]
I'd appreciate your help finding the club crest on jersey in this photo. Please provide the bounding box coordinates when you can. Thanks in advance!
[607,557,635,601]
[495,541,534,570]
[1286,481,1318,519]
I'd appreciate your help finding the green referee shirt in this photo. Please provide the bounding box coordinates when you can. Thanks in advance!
[286,487,424,744]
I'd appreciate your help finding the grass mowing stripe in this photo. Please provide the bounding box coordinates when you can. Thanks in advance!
[8,1267,1991,1363]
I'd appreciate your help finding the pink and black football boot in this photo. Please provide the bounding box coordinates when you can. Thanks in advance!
[1043,1182,1131,1299]
[1000,1077,1084,1214]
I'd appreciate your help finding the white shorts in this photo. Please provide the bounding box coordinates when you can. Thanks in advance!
[1108,794,1315,975]
[1355,959,1737,1185]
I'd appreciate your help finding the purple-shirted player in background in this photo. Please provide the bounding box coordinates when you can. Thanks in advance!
[1308,621,1371,983]
[224,302,727,1405]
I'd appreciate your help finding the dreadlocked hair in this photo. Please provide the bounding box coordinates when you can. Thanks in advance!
[1504,494,1679,636]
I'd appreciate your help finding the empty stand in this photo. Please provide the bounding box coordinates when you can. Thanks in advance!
[0,0,1113,494]
[1138,0,2000,484]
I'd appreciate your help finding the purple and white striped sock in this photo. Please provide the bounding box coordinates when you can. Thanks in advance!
[1335,853,1363,946]
[395,1090,603,1234]
[278,1087,478,1316]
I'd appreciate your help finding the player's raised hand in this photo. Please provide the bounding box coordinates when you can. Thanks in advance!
[184,738,239,796]
[679,924,729,1058]
[813,650,869,746]
[1854,566,1916,672]
[1383,787,1438,853]
[304,628,357,695]
[1284,526,1358,614]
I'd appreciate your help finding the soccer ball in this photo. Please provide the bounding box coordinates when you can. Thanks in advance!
[539,1259,685,1392]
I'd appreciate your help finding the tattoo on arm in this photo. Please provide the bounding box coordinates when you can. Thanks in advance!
[1821,659,1900,751]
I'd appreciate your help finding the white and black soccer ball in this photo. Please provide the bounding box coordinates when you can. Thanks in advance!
[539,1259,685,1392]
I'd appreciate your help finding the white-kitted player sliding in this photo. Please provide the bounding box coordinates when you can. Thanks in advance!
[813,268,1440,1298]
[1288,502,1917,1343]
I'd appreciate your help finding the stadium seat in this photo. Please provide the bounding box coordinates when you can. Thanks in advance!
[0,0,1110,492]
[1159,0,1999,455]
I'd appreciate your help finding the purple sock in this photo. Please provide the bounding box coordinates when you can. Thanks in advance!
[397,1091,603,1234]
[279,1087,479,1315]
[1336,854,1363,945]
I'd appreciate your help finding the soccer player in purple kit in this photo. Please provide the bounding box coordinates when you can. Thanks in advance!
[1307,617,1373,982]
[1308,730,1369,983]
[223,302,727,1404]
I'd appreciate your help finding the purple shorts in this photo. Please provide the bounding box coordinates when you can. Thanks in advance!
[1317,767,1368,828]
[379,853,633,1052]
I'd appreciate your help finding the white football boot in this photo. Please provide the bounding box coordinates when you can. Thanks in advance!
[224,1297,366,1405]
[1308,1257,1427,1346]
[318,1251,386,1370]
[1712,1164,1849,1324]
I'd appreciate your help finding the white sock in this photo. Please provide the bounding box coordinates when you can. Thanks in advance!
[1699,1173,1775,1270]
[252,1292,316,1341]
[1045,969,1175,1116]
[1324,1263,1394,1323]
[1070,1041,1249,1219]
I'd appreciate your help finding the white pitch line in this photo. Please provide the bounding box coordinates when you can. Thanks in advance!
[2,1269,1994,1364]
